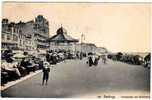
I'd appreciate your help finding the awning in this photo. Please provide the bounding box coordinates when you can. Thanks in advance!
[13,53,28,59]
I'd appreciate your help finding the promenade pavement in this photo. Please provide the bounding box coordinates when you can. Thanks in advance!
[1,58,150,98]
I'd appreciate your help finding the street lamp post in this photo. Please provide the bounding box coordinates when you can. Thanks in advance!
[80,33,85,59]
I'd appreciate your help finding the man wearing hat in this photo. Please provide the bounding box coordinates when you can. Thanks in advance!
[42,61,50,85]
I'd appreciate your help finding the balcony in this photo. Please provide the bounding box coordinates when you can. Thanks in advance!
[2,39,18,44]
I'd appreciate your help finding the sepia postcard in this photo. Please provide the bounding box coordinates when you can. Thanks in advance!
[1,1,151,99]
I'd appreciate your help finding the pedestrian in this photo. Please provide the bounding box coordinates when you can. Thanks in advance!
[42,61,50,85]
[46,52,50,62]
[94,56,99,66]
[88,56,93,67]
[102,55,107,64]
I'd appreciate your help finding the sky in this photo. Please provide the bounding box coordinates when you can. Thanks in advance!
[2,2,151,52]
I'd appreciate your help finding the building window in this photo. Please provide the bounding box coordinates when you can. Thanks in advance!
[20,40,22,46]
[13,34,17,41]
[7,34,11,40]
[2,34,5,39]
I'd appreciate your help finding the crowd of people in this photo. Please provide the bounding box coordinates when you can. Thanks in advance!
[87,54,107,67]
[1,50,45,86]
[107,52,151,69]
[45,50,87,64]
[2,49,149,86]
[1,49,88,86]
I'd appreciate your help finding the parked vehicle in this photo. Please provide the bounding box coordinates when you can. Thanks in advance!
[143,53,151,69]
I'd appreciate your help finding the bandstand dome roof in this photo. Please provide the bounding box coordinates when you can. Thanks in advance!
[57,26,67,34]
[47,27,79,43]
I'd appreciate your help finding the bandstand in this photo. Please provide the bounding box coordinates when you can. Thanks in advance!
[47,26,79,53]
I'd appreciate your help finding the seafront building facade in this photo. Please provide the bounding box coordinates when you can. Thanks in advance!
[75,43,97,54]
[1,15,49,51]
[2,19,18,50]
[2,15,107,55]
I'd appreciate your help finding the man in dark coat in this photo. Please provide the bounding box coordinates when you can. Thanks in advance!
[88,56,93,67]
[42,61,50,85]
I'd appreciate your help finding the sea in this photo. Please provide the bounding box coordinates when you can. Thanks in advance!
[127,52,150,58]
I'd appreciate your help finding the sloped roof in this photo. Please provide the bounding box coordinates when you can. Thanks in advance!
[48,27,79,43]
